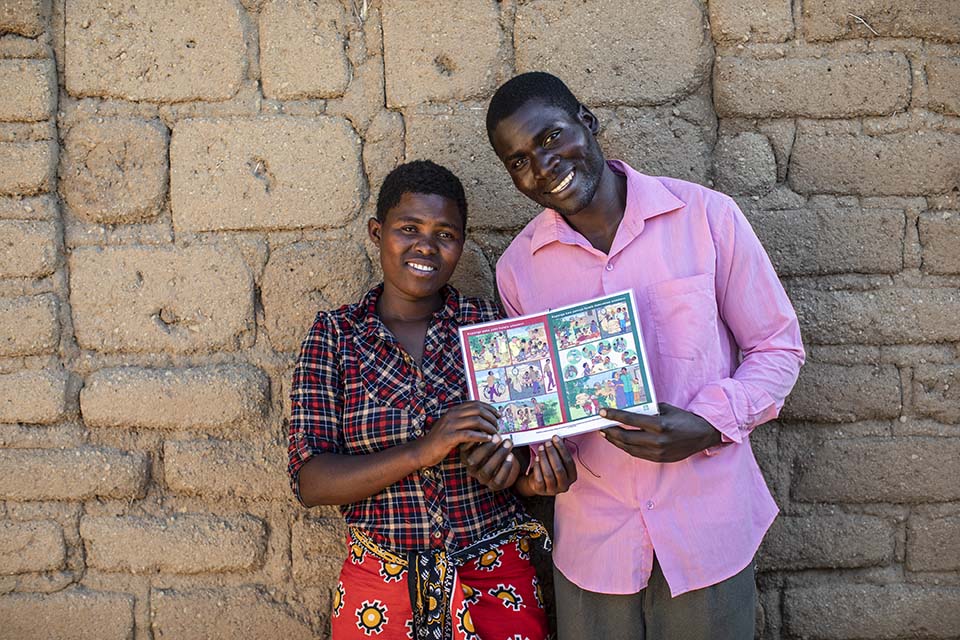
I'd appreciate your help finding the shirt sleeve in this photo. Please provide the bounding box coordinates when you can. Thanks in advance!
[287,312,344,504]
[495,257,523,318]
[686,198,805,445]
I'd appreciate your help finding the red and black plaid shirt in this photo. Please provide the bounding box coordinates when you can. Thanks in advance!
[288,284,527,553]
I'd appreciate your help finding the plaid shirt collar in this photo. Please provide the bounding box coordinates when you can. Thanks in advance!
[359,283,462,341]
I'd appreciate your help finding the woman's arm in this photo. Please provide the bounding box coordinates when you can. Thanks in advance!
[297,401,500,507]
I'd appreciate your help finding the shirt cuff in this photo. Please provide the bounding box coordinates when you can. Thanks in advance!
[686,381,744,446]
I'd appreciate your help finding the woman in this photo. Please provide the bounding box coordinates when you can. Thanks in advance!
[288,161,575,640]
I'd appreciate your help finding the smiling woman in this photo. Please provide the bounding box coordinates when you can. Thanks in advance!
[287,160,563,640]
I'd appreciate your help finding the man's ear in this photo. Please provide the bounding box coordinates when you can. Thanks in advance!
[367,217,382,246]
[577,104,600,135]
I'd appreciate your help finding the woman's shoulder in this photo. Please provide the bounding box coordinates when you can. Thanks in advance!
[447,286,503,325]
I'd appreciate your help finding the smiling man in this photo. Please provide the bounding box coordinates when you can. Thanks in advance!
[484,72,806,639]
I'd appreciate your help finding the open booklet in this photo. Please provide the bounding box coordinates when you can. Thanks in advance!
[458,290,658,446]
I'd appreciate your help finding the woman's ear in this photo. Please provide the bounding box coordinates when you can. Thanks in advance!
[367,217,382,246]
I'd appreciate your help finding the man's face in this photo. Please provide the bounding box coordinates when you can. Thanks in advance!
[490,99,607,217]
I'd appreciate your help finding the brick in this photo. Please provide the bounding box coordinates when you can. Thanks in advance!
[0,59,56,122]
[60,118,168,224]
[790,131,960,196]
[164,440,288,499]
[782,363,901,422]
[595,106,711,185]
[69,245,254,354]
[81,514,266,574]
[0,590,135,640]
[151,587,316,639]
[405,111,541,230]
[382,0,503,107]
[927,57,960,116]
[449,239,494,300]
[793,437,960,503]
[0,447,149,501]
[170,116,362,232]
[0,520,65,574]
[64,0,246,102]
[759,514,894,570]
[291,518,347,585]
[747,207,904,276]
[516,0,711,105]
[803,0,960,42]
[912,364,960,423]
[0,294,58,356]
[919,212,960,274]
[713,132,776,195]
[908,511,960,571]
[260,0,349,100]
[708,0,793,42]
[362,110,404,191]
[0,220,58,278]
[715,53,910,119]
[261,240,372,352]
[791,287,960,345]
[0,0,45,38]
[0,140,56,195]
[0,369,70,424]
[81,365,268,430]
[784,584,960,639]
[0,194,58,221]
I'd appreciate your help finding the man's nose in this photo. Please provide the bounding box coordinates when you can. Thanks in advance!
[530,150,559,181]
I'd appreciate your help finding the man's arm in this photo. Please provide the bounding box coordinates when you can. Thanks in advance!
[602,198,804,461]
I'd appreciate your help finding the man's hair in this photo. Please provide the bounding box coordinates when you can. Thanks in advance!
[485,72,582,146]
[376,160,468,227]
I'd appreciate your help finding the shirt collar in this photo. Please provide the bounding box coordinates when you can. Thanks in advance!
[360,284,461,339]
[529,160,686,254]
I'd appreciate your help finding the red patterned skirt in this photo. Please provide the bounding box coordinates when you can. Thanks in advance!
[331,524,550,640]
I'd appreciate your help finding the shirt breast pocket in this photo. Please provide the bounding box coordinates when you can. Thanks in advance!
[647,273,718,361]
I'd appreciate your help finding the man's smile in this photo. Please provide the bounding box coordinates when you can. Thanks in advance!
[547,169,575,194]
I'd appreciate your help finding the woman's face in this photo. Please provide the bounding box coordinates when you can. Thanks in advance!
[368,192,464,304]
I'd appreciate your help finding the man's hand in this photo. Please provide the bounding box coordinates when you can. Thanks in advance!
[600,403,723,462]
[460,436,521,491]
[515,437,578,496]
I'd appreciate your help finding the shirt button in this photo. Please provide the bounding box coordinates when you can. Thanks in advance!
[605,263,614,271]
[646,500,654,510]
[433,531,442,539]
[425,344,433,352]
[433,513,444,524]
[413,428,423,437]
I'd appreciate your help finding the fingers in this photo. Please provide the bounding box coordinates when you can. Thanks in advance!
[599,407,664,432]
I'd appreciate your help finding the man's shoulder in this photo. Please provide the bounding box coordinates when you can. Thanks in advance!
[648,173,738,215]
[496,210,549,272]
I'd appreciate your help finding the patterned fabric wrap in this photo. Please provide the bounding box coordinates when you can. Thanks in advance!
[338,521,551,640]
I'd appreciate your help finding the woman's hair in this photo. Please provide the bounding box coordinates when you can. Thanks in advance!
[376,160,467,227]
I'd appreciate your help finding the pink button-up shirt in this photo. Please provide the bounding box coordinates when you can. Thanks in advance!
[496,161,804,597]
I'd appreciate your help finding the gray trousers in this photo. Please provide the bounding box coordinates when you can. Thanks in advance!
[554,557,756,640]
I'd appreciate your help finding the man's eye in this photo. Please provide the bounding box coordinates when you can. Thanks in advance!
[510,158,527,171]
[544,131,560,145]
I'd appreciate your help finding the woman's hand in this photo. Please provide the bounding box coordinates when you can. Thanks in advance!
[460,436,521,491]
[515,437,578,496]
[413,401,499,468]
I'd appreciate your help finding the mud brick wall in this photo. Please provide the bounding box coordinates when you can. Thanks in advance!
[1,1,959,638]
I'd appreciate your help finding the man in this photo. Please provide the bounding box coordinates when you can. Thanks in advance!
[481,72,805,639]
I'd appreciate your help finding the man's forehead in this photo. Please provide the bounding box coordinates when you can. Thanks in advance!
[493,100,574,146]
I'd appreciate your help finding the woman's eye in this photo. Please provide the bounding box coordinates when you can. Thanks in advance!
[401,226,417,233]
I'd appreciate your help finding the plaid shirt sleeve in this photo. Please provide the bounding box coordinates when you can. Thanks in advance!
[288,311,344,504]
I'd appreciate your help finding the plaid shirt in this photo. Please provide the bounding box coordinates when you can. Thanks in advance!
[288,284,527,553]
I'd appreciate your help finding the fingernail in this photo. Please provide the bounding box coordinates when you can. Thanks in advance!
[599,431,607,438]
[506,453,514,463]
[502,439,512,449]
[599,409,607,417]
[491,434,501,444]
[538,445,545,452]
